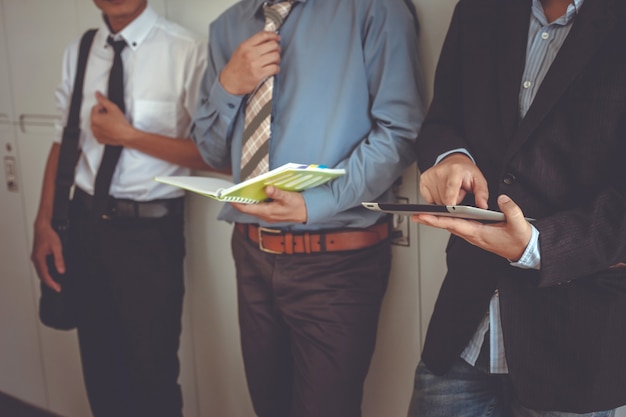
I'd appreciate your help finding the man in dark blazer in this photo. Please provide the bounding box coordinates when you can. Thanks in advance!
[408,0,626,415]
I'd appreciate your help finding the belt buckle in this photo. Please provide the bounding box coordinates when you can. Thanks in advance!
[258,226,283,254]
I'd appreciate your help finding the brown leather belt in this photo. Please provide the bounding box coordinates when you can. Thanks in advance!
[235,221,390,255]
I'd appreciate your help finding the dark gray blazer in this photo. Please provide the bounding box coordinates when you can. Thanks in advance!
[416,0,626,412]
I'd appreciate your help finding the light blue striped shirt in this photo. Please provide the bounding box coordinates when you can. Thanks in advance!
[460,0,584,374]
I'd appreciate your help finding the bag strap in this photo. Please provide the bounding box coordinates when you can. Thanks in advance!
[52,28,97,227]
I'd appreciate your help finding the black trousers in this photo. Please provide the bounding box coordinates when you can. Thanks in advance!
[67,197,186,417]
[231,228,391,417]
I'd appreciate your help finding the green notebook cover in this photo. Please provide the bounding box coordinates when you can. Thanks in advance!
[155,163,345,204]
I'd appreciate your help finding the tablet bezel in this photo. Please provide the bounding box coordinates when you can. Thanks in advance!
[361,202,509,222]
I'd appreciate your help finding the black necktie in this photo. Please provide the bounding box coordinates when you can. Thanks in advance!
[93,36,127,217]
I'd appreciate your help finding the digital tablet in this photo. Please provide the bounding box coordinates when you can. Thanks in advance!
[362,202,513,222]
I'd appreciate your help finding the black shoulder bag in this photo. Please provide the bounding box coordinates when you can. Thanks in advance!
[39,29,97,330]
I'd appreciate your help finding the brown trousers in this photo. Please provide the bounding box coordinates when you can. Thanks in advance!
[231,227,391,417]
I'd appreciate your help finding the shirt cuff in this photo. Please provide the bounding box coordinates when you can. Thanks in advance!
[207,80,244,119]
[301,186,334,225]
[435,148,475,165]
[510,225,541,270]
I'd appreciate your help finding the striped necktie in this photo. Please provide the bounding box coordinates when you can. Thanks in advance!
[240,1,294,180]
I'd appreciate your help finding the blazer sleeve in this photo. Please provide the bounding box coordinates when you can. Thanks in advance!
[415,1,470,172]
[535,126,626,287]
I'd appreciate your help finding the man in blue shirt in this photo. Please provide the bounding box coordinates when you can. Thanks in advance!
[192,0,424,416]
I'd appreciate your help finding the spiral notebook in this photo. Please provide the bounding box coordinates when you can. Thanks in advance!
[155,163,345,204]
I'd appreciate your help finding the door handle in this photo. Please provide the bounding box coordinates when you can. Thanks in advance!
[0,113,11,126]
[3,155,18,192]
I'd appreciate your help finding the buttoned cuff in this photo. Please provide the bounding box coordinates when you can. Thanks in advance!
[207,80,244,119]
[509,225,541,270]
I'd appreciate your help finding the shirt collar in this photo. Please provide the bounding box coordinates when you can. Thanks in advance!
[253,0,306,20]
[100,5,159,51]
[531,0,585,27]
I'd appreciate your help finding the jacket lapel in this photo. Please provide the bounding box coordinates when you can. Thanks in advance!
[505,0,616,160]
[497,0,531,141]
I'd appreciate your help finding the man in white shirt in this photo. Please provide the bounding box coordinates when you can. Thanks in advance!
[31,1,207,416]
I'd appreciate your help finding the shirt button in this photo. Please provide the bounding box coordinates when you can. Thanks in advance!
[523,80,532,89]
[503,173,516,185]
[541,32,549,40]
[227,103,235,109]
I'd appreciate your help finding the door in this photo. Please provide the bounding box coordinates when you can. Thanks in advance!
[0,1,47,407]
[2,1,91,415]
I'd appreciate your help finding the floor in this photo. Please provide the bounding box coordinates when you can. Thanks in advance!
[0,392,62,417]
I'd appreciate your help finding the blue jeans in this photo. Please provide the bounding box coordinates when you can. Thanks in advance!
[407,359,616,417]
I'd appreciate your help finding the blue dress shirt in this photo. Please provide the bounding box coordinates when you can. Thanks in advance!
[191,0,425,230]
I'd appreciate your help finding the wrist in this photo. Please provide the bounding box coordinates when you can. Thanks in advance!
[34,216,52,231]
[122,125,141,148]
[219,70,247,96]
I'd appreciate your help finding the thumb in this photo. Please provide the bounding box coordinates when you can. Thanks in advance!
[497,194,525,225]
[52,245,66,276]
[264,185,282,200]
[95,91,112,108]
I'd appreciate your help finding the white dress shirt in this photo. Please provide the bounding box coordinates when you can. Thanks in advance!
[54,6,207,201]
